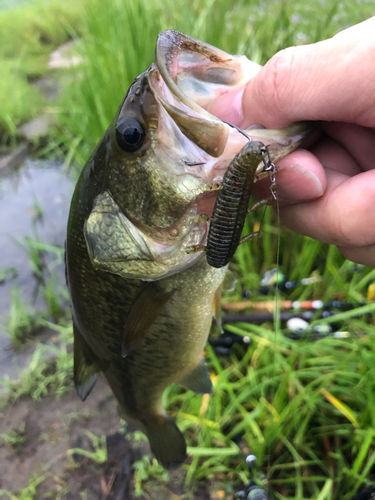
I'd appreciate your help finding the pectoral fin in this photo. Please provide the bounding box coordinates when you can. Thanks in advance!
[213,285,223,334]
[213,270,236,334]
[73,323,106,401]
[223,269,237,291]
[122,282,174,357]
[179,356,213,394]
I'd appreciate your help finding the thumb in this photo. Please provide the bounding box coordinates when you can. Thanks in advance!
[241,17,375,129]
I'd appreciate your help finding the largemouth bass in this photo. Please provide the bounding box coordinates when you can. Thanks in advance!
[66,30,312,469]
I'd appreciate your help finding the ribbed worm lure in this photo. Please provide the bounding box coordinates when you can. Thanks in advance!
[206,140,273,268]
[187,138,276,268]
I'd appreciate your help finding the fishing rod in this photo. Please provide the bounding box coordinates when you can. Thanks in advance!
[235,454,272,500]
[213,267,374,499]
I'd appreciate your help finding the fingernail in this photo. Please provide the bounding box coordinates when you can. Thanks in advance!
[276,164,324,201]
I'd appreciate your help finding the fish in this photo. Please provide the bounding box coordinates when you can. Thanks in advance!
[65,30,313,469]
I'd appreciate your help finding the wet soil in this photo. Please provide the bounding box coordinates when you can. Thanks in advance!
[0,379,217,499]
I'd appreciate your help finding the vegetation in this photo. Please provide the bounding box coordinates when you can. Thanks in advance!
[4,239,69,346]
[56,0,374,168]
[0,0,86,140]
[6,284,41,346]
[1,322,73,407]
[1,0,375,498]
[0,421,26,454]
[0,474,48,500]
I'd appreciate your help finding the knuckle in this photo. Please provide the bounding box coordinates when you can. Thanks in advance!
[332,188,375,248]
[333,219,356,247]
[331,210,365,248]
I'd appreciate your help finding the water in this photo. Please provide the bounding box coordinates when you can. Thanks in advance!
[0,0,32,10]
[0,158,74,388]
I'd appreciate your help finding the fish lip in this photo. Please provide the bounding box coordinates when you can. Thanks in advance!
[155,30,232,122]
[151,30,261,158]
[250,121,318,173]
[152,31,315,163]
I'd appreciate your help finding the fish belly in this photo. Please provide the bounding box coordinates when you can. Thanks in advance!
[104,257,227,467]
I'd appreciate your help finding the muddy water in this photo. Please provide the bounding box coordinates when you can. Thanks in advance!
[0,159,74,389]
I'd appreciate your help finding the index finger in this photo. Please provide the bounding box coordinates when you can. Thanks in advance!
[241,17,375,129]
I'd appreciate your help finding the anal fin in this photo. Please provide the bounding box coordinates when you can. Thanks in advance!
[179,356,213,394]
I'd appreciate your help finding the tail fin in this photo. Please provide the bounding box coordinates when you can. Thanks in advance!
[144,415,187,469]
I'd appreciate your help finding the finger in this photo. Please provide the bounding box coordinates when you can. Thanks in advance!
[310,135,361,176]
[274,150,326,201]
[337,243,375,267]
[242,17,375,129]
[279,169,375,247]
[253,149,325,203]
[323,122,375,172]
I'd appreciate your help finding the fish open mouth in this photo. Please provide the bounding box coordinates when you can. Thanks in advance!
[155,31,261,124]
[151,31,314,173]
[151,30,261,158]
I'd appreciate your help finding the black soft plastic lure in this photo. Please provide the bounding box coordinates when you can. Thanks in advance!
[206,140,271,268]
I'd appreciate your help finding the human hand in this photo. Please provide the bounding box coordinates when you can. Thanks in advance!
[236,18,375,266]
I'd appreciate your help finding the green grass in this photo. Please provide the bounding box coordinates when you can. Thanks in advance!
[0,421,26,454]
[56,0,374,168]
[169,322,375,499]
[0,59,44,139]
[1,322,74,406]
[0,474,49,500]
[66,430,108,464]
[3,236,69,346]
[0,0,87,140]
[53,0,374,493]
[6,285,42,346]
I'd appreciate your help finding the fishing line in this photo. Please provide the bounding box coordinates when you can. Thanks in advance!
[219,119,280,495]
[257,149,280,490]
[267,165,281,495]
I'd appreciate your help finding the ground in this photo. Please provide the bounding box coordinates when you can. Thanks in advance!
[0,379,221,500]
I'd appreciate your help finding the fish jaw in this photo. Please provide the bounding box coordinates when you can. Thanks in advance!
[150,31,316,202]
[152,30,261,158]
[155,30,261,126]
[213,121,316,179]
[153,31,316,179]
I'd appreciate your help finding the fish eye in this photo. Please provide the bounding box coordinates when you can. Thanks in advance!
[115,117,145,152]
